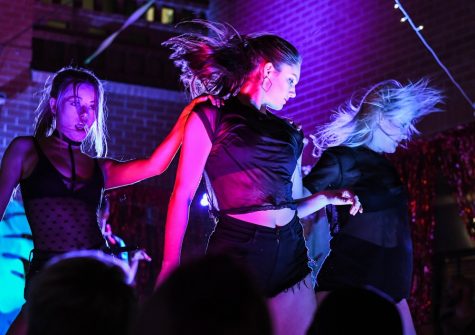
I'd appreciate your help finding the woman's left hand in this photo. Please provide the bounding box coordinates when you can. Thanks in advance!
[177,95,225,127]
[206,95,225,108]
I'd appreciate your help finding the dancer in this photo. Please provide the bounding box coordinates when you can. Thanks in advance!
[0,66,211,334]
[303,79,442,335]
[157,21,361,335]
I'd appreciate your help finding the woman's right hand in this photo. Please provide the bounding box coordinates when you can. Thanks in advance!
[322,189,363,215]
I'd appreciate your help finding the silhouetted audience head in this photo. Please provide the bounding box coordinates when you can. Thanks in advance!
[26,250,136,335]
[307,288,403,335]
[134,254,272,335]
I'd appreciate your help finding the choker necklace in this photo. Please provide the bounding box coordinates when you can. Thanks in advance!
[53,129,81,191]
[53,129,82,146]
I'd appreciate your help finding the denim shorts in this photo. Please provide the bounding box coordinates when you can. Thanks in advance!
[206,213,311,297]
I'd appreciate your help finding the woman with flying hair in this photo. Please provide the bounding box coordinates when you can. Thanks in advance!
[1,66,209,335]
[157,21,361,335]
[303,79,443,335]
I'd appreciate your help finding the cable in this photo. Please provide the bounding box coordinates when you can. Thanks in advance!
[395,0,475,111]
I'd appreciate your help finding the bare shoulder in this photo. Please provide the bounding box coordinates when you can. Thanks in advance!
[1,136,37,181]
[4,136,35,157]
[189,100,221,139]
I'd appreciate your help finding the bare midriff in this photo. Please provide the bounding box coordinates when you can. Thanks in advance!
[228,207,296,228]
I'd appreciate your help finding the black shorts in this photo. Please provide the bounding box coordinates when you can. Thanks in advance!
[316,233,412,302]
[206,213,311,297]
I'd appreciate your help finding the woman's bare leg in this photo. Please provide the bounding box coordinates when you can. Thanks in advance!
[267,275,316,335]
[396,299,417,335]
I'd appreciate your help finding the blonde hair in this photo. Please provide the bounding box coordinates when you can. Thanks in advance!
[311,79,443,157]
[34,66,108,157]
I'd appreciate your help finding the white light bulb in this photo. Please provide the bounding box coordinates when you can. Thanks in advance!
[200,194,209,207]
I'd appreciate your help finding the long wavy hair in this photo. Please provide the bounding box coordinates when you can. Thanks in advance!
[34,66,108,157]
[310,79,443,157]
[163,20,301,98]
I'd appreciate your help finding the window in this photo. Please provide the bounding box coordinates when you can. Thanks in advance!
[146,6,155,22]
[161,7,174,25]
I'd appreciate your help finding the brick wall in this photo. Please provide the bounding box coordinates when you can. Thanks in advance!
[0,0,34,150]
[0,0,33,98]
[209,0,475,164]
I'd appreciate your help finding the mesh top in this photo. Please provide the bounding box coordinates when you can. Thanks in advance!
[20,137,105,252]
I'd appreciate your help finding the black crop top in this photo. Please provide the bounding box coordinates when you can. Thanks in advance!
[303,146,407,210]
[194,97,304,214]
[304,146,412,301]
[303,146,409,244]
[19,137,105,252]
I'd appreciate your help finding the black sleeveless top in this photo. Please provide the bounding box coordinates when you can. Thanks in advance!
[303,146,412,301]
[195,97,304,214]
[19,137,105,252]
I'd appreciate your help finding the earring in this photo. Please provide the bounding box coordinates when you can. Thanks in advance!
[51,111,57,130]
[261,76,272,92]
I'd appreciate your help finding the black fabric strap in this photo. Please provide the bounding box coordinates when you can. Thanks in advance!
[53,130,80,191]
[31,136,43,156]
[194,109,216,141]
[53,129,82,146]
[67,142,77,191]
[203,171,220,223]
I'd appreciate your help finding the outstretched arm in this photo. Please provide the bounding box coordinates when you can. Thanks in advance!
[295,189,361,218]
[291,154,362,218]
[155,109,213,287]
[100,96,217,190]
